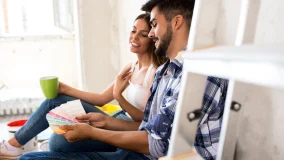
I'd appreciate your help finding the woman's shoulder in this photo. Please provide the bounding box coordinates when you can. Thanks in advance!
[122,62,135,72]
[150,66,157,77]
[124,62,133,69]
[146,65,157,88]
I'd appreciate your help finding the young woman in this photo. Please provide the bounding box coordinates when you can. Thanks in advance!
[0,13,167,159]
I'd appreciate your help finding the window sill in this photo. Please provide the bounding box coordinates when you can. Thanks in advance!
[0,34,75,41]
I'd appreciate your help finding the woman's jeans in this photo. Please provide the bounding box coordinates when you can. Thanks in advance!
[16,94,149,160]
[15,94,119,152]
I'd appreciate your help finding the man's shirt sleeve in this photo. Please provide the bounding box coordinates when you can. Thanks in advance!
[142,81,181,158]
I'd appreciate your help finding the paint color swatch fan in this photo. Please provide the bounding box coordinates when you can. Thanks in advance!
[46,100,86,134]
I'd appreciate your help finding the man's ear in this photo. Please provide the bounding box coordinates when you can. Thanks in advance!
[172,15,184,30]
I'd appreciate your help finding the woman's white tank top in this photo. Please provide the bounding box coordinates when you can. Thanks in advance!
[125,62,153,117]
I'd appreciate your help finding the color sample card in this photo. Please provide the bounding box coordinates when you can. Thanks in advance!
[46,100,86,134]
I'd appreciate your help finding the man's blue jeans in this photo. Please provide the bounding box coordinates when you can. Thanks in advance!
[19,149,149,160]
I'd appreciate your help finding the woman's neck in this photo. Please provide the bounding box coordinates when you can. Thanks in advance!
[136,52,152,70]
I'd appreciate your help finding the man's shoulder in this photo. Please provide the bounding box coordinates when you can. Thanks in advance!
[156,62,167,73]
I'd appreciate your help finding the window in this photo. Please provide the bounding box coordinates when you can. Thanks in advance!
[0,0,74,37]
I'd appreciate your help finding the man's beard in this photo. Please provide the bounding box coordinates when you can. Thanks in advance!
[155,24,173,57]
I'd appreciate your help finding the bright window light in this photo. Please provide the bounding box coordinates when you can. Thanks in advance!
[0,0,74,36]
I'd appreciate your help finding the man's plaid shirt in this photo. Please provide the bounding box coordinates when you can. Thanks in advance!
[139,57,228,160]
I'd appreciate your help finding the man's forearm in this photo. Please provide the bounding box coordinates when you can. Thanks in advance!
[90,128,150,154]
[105,116,141,131]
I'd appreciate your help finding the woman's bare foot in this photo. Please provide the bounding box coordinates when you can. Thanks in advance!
[8,137,22,148]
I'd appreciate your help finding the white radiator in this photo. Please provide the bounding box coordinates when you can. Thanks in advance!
[0,88,44,116]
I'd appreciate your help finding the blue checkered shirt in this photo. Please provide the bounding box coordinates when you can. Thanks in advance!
[139,57,228,160]
[194,77,228,160]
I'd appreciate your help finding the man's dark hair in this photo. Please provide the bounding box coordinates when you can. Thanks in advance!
[141,0,195,28]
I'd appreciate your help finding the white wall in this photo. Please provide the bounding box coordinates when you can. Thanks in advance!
[0,38,78,89]
[77,0,147,92]
[77,0,114,92]
[253,0,284,44]
[115,0,148,69]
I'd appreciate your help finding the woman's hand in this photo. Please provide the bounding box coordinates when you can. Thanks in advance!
[113,65,132,100]
[58,82,70,94]
[76,113,110,129]
[60,123,94,142]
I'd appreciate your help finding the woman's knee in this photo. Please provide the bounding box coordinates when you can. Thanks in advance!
[50,94,74,104]
[42,94,74,109]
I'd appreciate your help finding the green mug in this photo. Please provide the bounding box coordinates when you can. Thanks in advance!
[40,76,59,99]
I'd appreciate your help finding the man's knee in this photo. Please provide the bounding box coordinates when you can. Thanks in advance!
[19,153,37,160]
[49,133,69,152]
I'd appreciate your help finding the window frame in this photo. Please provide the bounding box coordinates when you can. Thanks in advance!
[0,0,74,39]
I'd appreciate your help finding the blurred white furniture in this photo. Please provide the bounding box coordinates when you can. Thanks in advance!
[162,0,284,159]
[166,46,284,160]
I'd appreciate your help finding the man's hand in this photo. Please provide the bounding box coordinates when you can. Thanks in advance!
[76,113,110,129]
[60,123,94,142]
[113,65,132,100]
